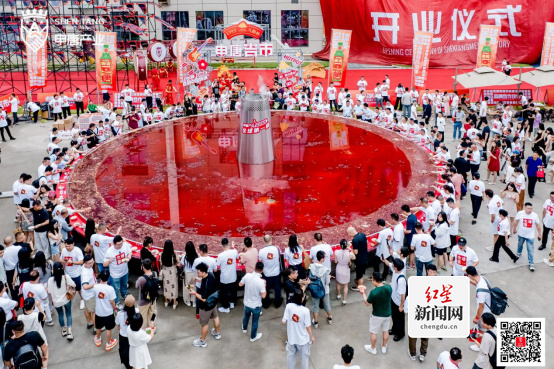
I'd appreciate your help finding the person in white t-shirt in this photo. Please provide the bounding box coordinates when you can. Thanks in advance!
[513,203,542,271]
[282,289,314,369]
[485,189,503,251]
[327,83,338,111]
[357,77,368,93]
[333,344,361,369]
[490,209,518,263]
[239,261,266,342]
[121,85,135,105]
[21,270,53,325]
[285,94,296,111]
[449,237,479,276]
[80,255,96,330]
[60,92,71,119]
[61,238,85,307]
[436,348,463,369]
[93,269,118,351]
[387,213,405,252]
[216,238,239,313]
[540,192,554,252]
[468,172,485,224]
[49,95,63,121]
[341,100,353,118]
[258,235,283,308]
[410,223,436,276]
[373,219,393,281]
[310,233,333,271]
[374,83,383,109]
[90,223,120,271]
[352,100,364,119]
[74,88,85,116]
[103,235,131,305]
[10,93,20,125]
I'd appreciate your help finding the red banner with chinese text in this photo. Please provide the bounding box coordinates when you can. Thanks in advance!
[95,32,117,91]
[328,29,352,88]
[314,0,554,67]
[540,23,554,66]
[411,31,433,88]
[26,35,47,89]
[476,25,501,68]
[177,28,197,89]
[480,89,532,105]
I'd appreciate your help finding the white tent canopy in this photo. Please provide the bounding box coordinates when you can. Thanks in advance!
[517,65,554,88]
[452,67,519,89]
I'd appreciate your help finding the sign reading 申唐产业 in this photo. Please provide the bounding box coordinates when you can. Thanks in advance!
[408,276,470,338]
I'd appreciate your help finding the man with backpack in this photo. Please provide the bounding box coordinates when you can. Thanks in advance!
[190,262,221,348]
[136,259,158,329]
[3,320,48,369]
[466,266,508,353]
[471,312,501,369]
[308,251,332,329]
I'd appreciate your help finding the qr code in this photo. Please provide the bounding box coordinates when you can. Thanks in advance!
[497,318,545,367]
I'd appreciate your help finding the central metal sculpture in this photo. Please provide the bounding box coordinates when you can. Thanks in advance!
[238,92,274,164]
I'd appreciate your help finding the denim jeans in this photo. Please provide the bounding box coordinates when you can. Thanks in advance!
[55,300,72,327]
[402,105,411,118]
[242,306,261,340]
[376,98,384,109]
[415,258,432,276]
[111,273,129,303]
[517,236,535,265]
[453,122,462,139]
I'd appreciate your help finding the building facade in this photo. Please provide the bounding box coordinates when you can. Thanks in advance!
[158,0,324,54]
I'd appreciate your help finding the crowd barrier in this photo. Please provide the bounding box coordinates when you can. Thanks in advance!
[56,112,444,271]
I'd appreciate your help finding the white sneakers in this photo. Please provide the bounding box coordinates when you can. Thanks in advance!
[80,300,85,310]
[218,307,231,313]
[364,345,377,355]
[230,303,235,309]
[250,333,262,342]
[486,246,494,252]
[544,258,554,267]
[381,345,387,354]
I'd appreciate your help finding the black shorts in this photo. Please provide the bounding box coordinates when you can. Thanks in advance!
[435,248,447,255]
[95,314,116,330]
[355,263,368,281]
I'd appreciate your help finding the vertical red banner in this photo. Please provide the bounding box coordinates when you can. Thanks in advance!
[26,34,47,89]
[95,32,117,91]
[540,23,554,67]
[412,31,433,88]
[328,29,352,88]
[476,25,501,68]
[176,28,197,90]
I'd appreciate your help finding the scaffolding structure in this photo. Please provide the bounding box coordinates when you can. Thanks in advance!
[0,0,162,102]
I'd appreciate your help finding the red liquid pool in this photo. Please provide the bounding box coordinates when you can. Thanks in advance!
[70,111,436,250]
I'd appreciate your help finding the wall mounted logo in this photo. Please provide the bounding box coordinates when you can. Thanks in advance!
[21,9,49,52]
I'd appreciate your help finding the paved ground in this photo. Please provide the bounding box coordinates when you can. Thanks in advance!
[0,116,552,369]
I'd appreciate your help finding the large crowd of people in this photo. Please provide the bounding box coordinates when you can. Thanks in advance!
[0,71,553,369]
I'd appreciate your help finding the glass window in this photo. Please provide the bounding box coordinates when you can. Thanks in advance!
[161,11,189,41]
[195,11,224,40]
[281,10,309,47]
[243,10,270,41]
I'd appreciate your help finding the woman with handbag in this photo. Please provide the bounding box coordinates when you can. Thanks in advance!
[47,262,76,340]
[334,239,355,306]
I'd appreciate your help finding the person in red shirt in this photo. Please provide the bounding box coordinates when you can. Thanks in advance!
[164,80,176,105]
[151,67,160,91]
